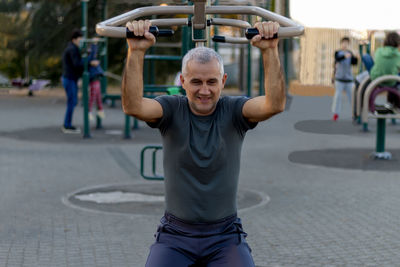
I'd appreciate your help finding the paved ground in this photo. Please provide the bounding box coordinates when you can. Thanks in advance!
[1,89,400,266]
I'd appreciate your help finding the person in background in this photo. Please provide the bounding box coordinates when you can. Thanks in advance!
[61,29,83,133]
[88,37,105,121]
[332,37,358,121]
[370,32,400,108]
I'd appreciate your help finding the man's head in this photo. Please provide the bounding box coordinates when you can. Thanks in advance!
[384,32,400,48]
[340,37,350,50]
[180,47,227,116]
[70,29,83,46]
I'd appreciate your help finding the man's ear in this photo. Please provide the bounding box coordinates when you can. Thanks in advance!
[180,74,185,86]
[222,73,228,87]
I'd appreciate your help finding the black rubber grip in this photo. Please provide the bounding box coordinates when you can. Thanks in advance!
[245,28,278,40]
[212,35,226,43]
[126,26,174,38]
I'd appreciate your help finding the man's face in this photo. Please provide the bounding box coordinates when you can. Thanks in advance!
[180,59,227,116]
[341,40,349,50]
[72,37,82,46]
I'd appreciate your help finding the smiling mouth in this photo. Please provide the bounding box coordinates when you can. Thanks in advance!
[197,96,212,103]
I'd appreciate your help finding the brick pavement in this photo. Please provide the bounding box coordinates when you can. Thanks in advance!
[1,93,400,266]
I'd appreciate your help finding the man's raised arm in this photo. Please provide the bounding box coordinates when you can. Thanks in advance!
[122,20,163,123]
[242,21,286,123]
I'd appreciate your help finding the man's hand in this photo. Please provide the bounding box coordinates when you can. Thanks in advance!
[125,20,156,52]
[90,60,100,67]
[250,21,280,50]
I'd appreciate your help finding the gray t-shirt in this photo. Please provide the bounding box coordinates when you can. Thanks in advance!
[147,95,257,222]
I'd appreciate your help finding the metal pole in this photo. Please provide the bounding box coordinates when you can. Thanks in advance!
[376,118,386,153]
[259,0,272,96]
[213,0,219,52]
[358,44,364,73]
[246,12,252,97]
[100,0,108,96]
[362,122,368,132]
[283,0,289,88]
[81,0,91,138]
[124,114,131,139]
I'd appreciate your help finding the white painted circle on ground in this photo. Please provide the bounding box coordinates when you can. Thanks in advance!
[74,191,164,203]
[105,130,123,135]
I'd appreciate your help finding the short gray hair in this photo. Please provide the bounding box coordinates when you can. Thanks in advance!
[181,47,224,77]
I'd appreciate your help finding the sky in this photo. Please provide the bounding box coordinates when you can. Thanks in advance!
[290,0,400,30]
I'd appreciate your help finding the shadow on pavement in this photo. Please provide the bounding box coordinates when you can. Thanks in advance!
[289,148,400,171]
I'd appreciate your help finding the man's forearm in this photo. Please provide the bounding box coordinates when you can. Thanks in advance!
[122,50,145,115]
[262,47,286,112]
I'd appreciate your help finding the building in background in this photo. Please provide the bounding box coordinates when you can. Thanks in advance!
[298,28,364,86]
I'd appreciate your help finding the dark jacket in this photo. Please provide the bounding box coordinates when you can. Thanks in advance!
[334,50,358,82]
[62,42,83,81]
[88,43,104,81]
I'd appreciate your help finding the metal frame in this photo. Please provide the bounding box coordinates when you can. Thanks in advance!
[361,75,400,124]
[96,5,304,44]
[140,145,164,180]
[355,75,371,119]
[359,75,400,160]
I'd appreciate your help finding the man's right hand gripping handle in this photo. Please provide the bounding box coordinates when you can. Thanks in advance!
[125,20,156,52]
[122,20,163,123]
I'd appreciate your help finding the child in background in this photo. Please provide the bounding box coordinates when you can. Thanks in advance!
[331,37,358,121]
[88,37,105,121]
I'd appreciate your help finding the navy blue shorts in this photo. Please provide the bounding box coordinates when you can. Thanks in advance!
[145,212,255,267]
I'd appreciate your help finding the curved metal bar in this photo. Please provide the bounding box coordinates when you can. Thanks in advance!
[207,6,300,28]
[212,36,249,44]
[96,6,192,38]
[211,18,251,29]
[356,76,371,117]
[361,75,400,123]
[150,18,188,27]
[96,5,304,39]
[210,18,251,44]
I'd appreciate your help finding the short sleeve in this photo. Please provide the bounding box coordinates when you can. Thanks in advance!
[231,96,258,136]
[146,95,178,133]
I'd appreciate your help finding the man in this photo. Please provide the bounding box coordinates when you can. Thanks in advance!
[61,29,84,134]
[123,20,285,267]
[332,37,358,121]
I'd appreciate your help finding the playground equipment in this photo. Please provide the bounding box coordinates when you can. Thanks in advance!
[359,75,400,159]
[140,145,164,180]
[95,0,304,179]
[352,41,373,126]
[354,75,371,130]
[81,0,108,138]
[96,1,303,43]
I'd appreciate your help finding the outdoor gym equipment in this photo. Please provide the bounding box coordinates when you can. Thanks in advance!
[354,75,371,130]
[360,75,400,160]
[140,145,164,181]
[95,1,304,180]
[96,0,304,46]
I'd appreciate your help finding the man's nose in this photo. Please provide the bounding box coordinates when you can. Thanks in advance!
[198,83,210,94]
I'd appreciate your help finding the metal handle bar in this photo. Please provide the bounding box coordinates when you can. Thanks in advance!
[96,5,304,43]
[213,29,278,44]
[126,26,174,38]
